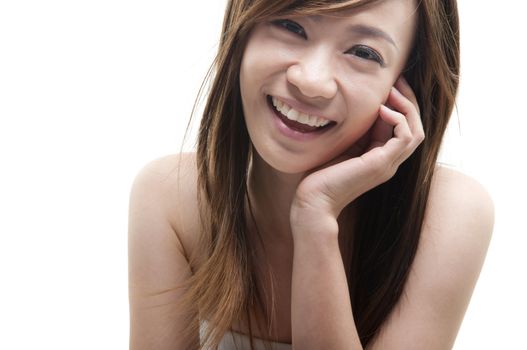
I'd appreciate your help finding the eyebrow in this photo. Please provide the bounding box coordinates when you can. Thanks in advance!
[307,16,398,51]
[347,24,398,51]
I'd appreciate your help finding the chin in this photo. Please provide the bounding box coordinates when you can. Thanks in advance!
[271,162,311,175]
[254,148,330,175]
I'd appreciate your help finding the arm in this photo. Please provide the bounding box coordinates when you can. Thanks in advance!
[289,167,494,350]
[128,155,199,349]
[290,212,362,349]
[289,76,423,349]
[366,168,494,349]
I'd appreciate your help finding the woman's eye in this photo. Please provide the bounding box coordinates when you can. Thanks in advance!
[272,19,307,39]
[347,45,385,66]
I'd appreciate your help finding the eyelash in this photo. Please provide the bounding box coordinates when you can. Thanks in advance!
[346,45,384,65]
[272,19,307,38]
[271,19,385,66]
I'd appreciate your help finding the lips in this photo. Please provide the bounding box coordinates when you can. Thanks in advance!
[266,95,336,134]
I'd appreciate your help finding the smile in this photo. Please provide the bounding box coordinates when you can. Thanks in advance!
[267,95,336,135]
[272,96,332,128]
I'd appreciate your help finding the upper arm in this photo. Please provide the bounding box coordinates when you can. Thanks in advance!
[128,154,199,349]
[367,167,495,350]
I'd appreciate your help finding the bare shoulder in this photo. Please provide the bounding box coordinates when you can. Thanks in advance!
[129,152,201,264]
[128,152,201,349]
[426,165,495,239]
[419,165,495,296]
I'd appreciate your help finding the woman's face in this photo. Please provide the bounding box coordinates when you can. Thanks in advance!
[239,0,418,174]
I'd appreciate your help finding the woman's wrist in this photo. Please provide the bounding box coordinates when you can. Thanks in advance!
[290,203,340,242]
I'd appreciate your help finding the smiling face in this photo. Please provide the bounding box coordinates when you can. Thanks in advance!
[239,0,418,174]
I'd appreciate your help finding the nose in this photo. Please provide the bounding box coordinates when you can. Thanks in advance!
[286,48,338,100]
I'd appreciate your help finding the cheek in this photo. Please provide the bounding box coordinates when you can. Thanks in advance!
[334,80,390,147]
[239,50,271,103]
[346,83,385,124]
[239,55,263,117]
[239,33,280,90]
[239,56,255,98]
[240,37,263,93]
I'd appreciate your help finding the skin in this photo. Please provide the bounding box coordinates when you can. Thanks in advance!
[240,0,419,243]
[128,0,495,348]
[128,156,494,349]
[239,0,424,346]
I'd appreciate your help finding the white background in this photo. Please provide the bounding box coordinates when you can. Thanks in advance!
[0,1,525,348]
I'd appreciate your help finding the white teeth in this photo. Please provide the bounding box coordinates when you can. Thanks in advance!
[271,96,331,128]
[287,109,299,120]
[298,113,310,124]
[272,98,283,110]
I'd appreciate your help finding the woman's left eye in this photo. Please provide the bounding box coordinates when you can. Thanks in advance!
[347,45,385,66]
[271,19,307,39]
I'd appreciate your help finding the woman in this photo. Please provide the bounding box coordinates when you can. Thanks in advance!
[128,0,494,349]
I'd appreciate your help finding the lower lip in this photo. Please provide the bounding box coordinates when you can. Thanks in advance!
[267,96,334,141]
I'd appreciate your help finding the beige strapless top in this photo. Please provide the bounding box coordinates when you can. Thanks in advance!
[201,320,292,350]
[218,330,292,350]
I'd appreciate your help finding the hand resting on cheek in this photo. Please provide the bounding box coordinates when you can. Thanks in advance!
[292,75,424,221]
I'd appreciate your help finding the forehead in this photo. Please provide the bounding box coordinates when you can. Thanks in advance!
[285,0,416,16]
[304,0,418,48]
[308,0,417,26]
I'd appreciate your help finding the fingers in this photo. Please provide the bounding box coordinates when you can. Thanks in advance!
[377,104,413,165]
[389,77,425,142]
[376,77,425,167]
[368,113,394,151]
[378,104,412,145]
[394,76,420,114]
[295,77,426,216]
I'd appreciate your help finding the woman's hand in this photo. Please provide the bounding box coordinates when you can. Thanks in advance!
[290,76,425,228]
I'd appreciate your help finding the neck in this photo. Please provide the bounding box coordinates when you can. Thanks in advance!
[247,151,304,244]
[246,149,357,256]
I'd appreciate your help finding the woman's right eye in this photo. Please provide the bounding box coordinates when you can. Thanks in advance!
[271,19,307,39]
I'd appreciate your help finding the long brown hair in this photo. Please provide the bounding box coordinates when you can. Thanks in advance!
[178,0,460,348]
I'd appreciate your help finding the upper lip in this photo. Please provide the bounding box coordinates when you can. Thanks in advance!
[269,95,337,123]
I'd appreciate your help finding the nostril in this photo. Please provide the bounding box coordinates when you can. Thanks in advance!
[286,64,337,100]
